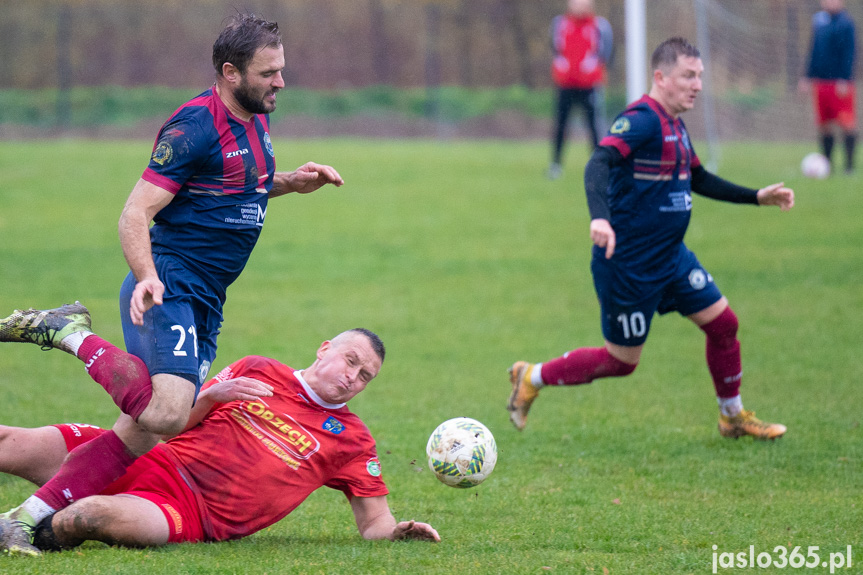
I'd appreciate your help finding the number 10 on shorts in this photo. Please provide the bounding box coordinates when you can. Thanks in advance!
[617,312,647,340]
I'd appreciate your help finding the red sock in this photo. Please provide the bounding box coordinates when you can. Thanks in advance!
[33,430,138,510]
[540,346,637,386]
[700,306,742,398]
[77,336,153,421]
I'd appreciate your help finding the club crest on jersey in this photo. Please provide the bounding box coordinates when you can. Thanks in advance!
[366,458,382,477]
[610,117,631,134]
[322,416,345,435]
[264,132,274,157]
[152,141,173,166]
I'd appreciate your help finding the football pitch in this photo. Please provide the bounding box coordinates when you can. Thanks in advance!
[0,138,860,574]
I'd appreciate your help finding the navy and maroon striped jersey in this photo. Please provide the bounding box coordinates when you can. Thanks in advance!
[598,95,702,271]
[142,88,276,292]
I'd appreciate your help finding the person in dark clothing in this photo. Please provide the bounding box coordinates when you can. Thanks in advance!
[547,0,613,180]
[800,0,857,173]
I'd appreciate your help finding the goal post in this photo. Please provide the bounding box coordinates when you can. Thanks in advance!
[625,0,648,106]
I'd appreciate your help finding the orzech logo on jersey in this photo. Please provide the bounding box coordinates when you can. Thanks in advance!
[240,398,321,460]
[264,132,274,157]
[322,416,345,435]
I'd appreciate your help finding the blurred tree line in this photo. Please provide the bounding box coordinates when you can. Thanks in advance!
[1,0,575,90]
[1,0,861,139]
[4,0,856,91]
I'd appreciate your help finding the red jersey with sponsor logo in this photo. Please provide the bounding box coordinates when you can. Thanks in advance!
[160,355,388,541]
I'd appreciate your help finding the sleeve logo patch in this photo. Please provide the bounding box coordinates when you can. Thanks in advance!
[152,141,173,166]
[366,458,382,477]
[322,416,345,434]
[610,117,631,135]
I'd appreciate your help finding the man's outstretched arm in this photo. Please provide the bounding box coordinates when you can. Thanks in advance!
[269,162,345,198]
[690,166,794,211]
[350,495,440,542]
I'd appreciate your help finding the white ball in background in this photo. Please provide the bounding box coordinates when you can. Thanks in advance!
[800,152,831,180]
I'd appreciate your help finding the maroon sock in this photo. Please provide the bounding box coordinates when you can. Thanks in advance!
[33,430,138,509]
[77,336,153,421]
[540,346,637,386]
[700,306,743,398]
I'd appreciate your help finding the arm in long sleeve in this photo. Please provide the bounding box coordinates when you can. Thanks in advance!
[584,145,623,220]
[690,165,759,205]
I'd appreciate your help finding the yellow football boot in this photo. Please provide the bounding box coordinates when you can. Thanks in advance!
[719,410,786,440]
[507,361,540,431]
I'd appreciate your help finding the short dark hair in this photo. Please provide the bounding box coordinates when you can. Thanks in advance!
[347,328,386,363]
[212,13,281,76]
[650,37,700,71]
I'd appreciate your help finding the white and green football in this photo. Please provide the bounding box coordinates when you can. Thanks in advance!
[426,417,497,488]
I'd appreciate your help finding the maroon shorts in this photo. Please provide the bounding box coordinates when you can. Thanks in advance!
[813,80,856,129]
[52,424,205,543]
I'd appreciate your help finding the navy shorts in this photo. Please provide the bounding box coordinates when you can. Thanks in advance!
[591,246,722,347]
[119,256,222,394]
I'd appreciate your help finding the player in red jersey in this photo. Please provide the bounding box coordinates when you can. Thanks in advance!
[0,329,439,553]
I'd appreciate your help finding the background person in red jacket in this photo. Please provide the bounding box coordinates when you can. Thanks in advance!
[548,0,613,180]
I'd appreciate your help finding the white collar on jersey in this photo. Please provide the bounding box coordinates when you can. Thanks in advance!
[294,370,346,410]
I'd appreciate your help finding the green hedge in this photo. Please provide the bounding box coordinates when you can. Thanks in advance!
[0,85,566,128]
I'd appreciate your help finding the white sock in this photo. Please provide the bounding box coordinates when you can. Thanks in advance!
[59,331,93,356]
[718,395,743,417]
[530,363,544,388]
[21,496,56,524]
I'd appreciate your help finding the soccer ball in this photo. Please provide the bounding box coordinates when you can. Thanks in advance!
[801,152,831,179]
[426,417,497,488]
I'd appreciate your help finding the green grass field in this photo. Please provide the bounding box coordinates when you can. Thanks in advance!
[0,138,860,574]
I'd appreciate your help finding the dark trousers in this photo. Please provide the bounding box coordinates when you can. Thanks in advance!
[820,132,857,171]
[551,87,601,165]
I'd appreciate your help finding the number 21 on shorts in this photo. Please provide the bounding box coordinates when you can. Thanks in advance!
[171,324,199,358]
